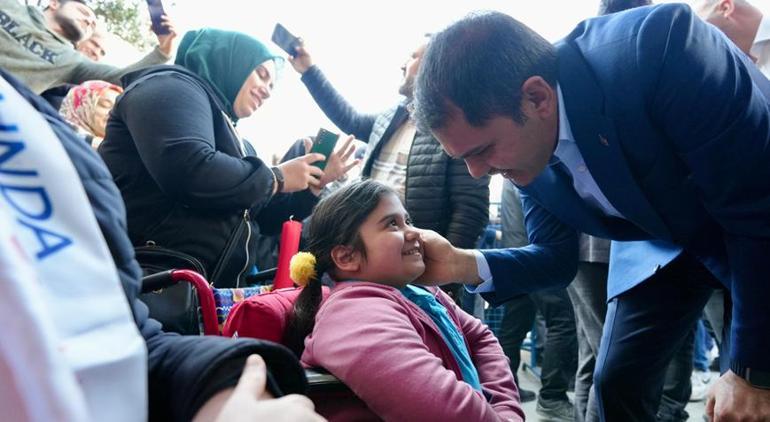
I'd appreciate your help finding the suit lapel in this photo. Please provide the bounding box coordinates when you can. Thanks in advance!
[523,162,612,238]
[556,40,672,241]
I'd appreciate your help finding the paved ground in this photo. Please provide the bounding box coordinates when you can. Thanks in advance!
[515,351,711,421]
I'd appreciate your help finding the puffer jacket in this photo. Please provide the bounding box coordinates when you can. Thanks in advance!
[301,65,489,248]
[1,69,307,422]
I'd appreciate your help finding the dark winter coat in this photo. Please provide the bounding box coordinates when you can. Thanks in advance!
[100,65,317,287]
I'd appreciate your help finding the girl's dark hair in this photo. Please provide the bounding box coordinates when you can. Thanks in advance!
[284,180,397,356]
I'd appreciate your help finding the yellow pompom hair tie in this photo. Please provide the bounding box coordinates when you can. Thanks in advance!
[289,252,317,287]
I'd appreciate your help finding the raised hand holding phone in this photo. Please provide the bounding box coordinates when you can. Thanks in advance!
[145,0,177,56]
[146,0,169,35]
[288,44,313,74]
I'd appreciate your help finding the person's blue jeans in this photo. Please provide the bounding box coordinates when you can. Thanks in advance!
[693,318,713,372]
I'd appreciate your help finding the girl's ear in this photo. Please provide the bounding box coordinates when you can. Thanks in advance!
[331,245,361,272]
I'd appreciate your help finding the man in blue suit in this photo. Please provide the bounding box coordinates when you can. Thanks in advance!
[412,4,770,421]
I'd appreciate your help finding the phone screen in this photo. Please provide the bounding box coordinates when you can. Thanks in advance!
[146,0,169,35]
[271,23,300,56]
[311,128,339,170]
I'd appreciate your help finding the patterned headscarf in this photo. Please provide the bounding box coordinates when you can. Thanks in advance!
[60,80,123,140]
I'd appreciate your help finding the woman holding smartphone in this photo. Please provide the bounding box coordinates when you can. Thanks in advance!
[99,28,357,289]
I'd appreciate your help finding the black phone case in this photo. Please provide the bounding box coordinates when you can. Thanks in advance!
[146,0,169,35]
[271,23,300,56]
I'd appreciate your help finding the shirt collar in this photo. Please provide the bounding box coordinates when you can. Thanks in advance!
[754,14,770,45]
[553,84,576,160]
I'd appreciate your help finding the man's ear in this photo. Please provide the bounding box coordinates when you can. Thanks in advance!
[48,0,61,11]
[331,245,361,273]
[718,0,735,17]
[521,76,556,119]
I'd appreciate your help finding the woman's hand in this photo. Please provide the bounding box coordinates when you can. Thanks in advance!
[315,134,360,190]
[276,151,325,193]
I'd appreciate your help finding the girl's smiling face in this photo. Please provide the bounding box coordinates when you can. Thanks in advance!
[353,193,425,287]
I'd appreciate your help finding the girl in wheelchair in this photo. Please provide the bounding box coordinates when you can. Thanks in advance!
[287,180,524,421]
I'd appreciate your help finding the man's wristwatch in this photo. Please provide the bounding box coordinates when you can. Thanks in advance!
[270,166,284,194]
[731,361,770,390]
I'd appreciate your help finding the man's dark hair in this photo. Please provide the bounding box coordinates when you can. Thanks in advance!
[598,0,651,15]
[413,11,557,132]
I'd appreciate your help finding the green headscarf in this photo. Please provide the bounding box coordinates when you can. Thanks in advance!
[175,28,283,121]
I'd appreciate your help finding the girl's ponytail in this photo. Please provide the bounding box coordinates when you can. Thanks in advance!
[285,253,324,356]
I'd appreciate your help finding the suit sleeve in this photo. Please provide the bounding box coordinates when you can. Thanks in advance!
[445,155,491,249]
[116,74,275,212]
[481,189,579,305]
[640,4,770,370]
[303,290,508,422]
[440,290,525,421]
[300,65,377,141]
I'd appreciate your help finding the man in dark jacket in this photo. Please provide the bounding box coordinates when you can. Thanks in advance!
[289,38,490,252]
[0,68,321,422]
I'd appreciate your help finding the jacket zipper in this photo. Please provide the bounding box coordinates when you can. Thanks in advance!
[235,209,252,288]
[208,213,246,286]
[221,112,254,287]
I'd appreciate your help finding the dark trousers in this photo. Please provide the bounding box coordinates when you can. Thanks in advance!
[499,288,577,402]
[567,262,609,422]
[594,253,721,422]
[657,324,696,422]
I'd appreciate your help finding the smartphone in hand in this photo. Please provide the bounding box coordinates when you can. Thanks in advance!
[311,128,339,170]
[146,0,169,35]
[271,23,301,56]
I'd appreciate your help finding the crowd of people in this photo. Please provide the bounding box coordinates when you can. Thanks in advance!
[1,0,769,420]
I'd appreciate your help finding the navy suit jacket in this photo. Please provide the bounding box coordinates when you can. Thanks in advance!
[481,4,770,370]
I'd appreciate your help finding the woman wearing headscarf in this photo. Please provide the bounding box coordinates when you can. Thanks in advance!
[60,80,122,148]
[99,29,356,288]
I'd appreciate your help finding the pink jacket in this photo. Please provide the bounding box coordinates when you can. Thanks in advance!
[301,282,524,422]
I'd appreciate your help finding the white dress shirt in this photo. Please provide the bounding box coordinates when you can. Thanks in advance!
[751,14,770,79]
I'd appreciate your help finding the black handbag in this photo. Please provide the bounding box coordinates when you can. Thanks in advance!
[136,242,208,335]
